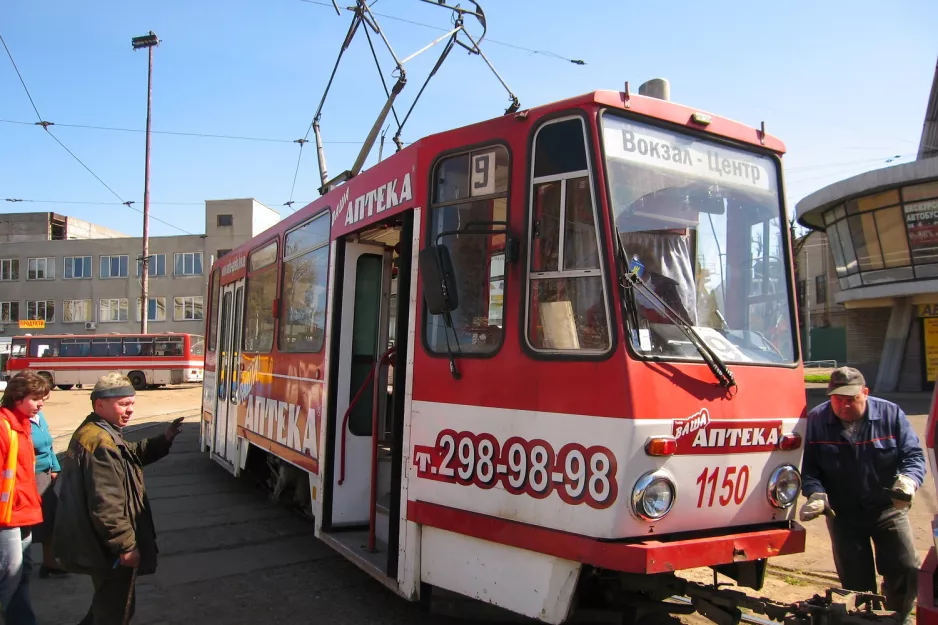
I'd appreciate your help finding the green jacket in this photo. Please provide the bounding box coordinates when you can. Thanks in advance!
[52,413,171,576]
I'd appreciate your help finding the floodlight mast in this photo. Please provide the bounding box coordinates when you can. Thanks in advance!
[131,30,160,333]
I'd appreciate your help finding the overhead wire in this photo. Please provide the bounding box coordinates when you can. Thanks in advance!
[0,32,193,235]
[297,0,587,65]
[4,198,307,209]
[0,119,365,144]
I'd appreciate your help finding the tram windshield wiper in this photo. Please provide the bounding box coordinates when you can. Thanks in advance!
[616,245,736,391]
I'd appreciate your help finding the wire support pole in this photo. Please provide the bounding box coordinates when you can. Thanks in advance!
[141,42,155,333]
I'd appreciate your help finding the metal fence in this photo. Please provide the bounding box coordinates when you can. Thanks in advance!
[804,360,837,369]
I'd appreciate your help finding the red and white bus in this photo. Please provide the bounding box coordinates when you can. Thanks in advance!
[6,332,204,390]
[200,85,807,623]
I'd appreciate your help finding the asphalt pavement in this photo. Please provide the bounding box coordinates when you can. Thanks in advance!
[31,419,476,625]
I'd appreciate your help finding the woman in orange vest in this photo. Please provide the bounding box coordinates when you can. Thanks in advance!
[0,369,48,625]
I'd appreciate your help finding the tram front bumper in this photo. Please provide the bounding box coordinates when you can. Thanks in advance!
[409,501,805,575]
[603,523,807,574]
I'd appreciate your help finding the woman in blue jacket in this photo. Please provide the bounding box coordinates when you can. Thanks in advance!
[30,410,68,578]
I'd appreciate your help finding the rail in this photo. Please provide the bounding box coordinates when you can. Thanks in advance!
[337,346,396,489]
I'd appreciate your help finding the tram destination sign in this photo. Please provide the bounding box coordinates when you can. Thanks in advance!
[603,119,776,193]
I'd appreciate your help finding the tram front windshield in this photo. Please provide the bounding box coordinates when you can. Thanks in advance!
[601,113,796,365]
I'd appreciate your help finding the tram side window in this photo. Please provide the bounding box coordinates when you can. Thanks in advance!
[243,240,279,353]
[280,212,330,353]
[425,146,509,355]
[526,117,610,353]
[208,269,220,350]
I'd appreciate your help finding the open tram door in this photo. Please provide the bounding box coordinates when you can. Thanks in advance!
[321,212,414,588]
[212,277,245,473]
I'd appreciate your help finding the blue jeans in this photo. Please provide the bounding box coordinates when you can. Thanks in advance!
[0,527,36,625]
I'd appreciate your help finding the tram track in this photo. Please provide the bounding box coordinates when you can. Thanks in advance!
[669,596,776,625]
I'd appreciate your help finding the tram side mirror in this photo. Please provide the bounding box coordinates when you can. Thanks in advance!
[419,245,459,315]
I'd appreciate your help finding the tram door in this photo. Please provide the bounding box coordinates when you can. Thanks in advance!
[213,278,244,471]
[330,242,393,527]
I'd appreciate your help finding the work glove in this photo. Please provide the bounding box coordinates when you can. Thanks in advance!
[798,492,832,522]
[889,474,917,510]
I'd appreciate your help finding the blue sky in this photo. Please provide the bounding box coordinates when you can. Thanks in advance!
[1,0,936,237]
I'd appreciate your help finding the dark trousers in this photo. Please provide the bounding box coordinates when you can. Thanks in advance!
[826,506,918,618]
[77,567,136,625]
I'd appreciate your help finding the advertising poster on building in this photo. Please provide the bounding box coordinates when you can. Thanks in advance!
[905,199,938,265]
[923,317,938,383]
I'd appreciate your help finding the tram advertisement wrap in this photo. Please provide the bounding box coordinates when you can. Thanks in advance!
[235,355,324,473]
[672,409,783,455]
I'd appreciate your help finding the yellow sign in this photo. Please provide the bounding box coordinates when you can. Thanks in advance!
[924,318,938,382]
[18,319,45,329]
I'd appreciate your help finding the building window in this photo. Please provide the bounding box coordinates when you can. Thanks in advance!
[243,241,278,352]
[174,296,204,321]
[0,259,19,281]
[26,300,55,323]
[64,256,93,279]
[815,275,827,304]
[63,300,93,323]
[280,213,330,353]
[217,214,233,227]
[99,298,129,322]
[424,146,509,355]
[27,257,55,280]
[526,117,610,353]
[136,253,166,277]
[137,297,167,322]
[0,302,19,323]
[819,182,938,288]
[174,252,203,276]
[100,255,129,279]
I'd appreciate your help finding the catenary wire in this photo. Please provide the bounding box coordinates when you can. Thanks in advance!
[1,33,193,235]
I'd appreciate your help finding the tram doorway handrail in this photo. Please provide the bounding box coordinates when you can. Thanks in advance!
[337,345,396,492]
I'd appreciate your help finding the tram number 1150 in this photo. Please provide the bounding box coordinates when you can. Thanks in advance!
[696,465,751,508]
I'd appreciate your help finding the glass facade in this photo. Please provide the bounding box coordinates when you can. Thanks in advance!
[822,180,938,290]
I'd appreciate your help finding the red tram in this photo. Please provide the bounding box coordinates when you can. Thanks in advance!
[200,85,807,623]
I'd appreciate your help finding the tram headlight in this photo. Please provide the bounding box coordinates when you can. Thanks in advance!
[767,464,801,509]
[631,470,675,521]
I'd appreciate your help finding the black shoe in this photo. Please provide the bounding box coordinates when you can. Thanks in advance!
[39,565,69,579]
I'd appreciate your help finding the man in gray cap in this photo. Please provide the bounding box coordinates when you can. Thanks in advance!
[799,366,925,625]
[52,373,183,624]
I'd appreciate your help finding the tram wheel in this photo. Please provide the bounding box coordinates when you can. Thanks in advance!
[56,385,74,391]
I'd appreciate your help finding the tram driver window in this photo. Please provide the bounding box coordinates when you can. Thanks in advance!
[425,145,509,355]
[526,117,611,353]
